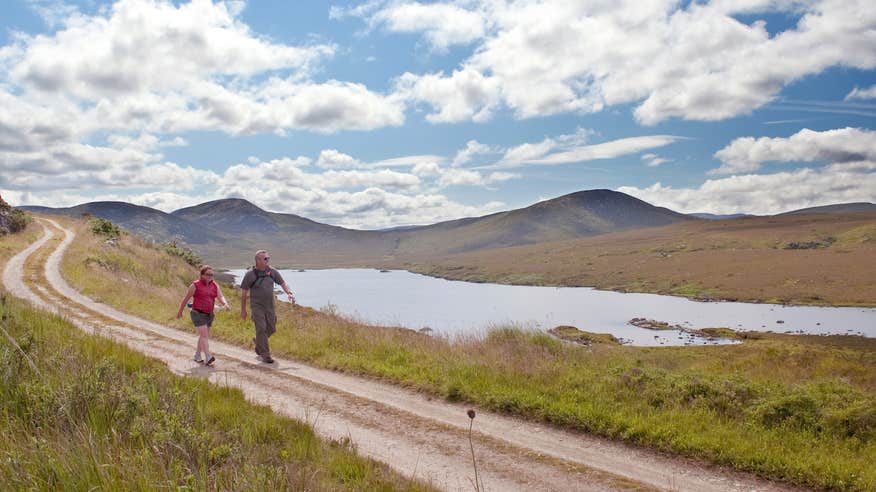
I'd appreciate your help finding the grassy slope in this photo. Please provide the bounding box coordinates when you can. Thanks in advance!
[55,215,876,490]
[400,213,876,306]
[0,222,430,491]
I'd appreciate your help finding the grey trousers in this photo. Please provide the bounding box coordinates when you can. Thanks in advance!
[252,308,277,356]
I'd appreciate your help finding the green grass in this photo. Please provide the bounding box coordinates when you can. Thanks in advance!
[50,216,876,490]
[0,296,430,491]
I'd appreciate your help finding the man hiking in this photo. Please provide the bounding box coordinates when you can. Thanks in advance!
[240,250,295,363]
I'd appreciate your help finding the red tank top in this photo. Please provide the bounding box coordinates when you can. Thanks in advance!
[192,279,218,313]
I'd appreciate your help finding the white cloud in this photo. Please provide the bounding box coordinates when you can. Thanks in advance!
[452,139,496,166]
[619,162,876,215]
[319,169,420,190]
[372,0,876,124]
[411,161,442,177]
[3,0,403,136]
[372,2,487,52]
[12,0,329,98]
[317,149,363,169]
[370,154,445,168]
[395,68,501,123]
[493,134,681,169]
[712,127,876,175]
[437,168,518,187]
[641,153,670,167]
[25,0,79,29]
[845,84,876,100]
[499,138,557,167]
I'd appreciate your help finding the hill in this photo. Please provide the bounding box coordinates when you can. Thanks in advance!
[171,198,390,266]
[689,212,754,220]
[20,190,696,266]
[391,189,691,256]
[780,202,876,215]
[21,201,227,244]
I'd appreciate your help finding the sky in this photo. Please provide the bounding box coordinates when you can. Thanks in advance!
[1,0,875,229]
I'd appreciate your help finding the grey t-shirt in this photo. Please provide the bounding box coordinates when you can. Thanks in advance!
[240,267,285,311]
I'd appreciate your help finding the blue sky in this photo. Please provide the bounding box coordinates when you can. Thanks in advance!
[1,0,874,228]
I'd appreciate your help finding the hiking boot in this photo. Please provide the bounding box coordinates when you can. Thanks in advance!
[260,355,274,364]
[193,354,204,364]
[205,356,216,366]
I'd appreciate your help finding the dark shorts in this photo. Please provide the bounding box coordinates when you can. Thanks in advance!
[190,309,214,328]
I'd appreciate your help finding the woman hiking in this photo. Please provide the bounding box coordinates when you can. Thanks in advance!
[177,265,229,366]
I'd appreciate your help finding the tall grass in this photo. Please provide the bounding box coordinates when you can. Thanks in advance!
[54,216,876,490]
[0,295,430,491]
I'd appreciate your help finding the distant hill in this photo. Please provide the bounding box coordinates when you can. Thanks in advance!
[689,213,754,220]
[23,189,696,266]
[780,202,876,215]
[391,189,692,255]
[21,201,227,245]
[171,198,390,266]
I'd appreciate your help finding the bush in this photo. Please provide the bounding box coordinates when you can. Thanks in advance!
[7,209,31,233]
[90,218,121,239]
[164,241,202,267]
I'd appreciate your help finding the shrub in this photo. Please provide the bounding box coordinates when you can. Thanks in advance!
[7,209,31,233]
[164,240,202,267]
[756,391,822,432]
[90,218,121,239]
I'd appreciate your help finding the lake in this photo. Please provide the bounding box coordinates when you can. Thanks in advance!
[230,268,876,346]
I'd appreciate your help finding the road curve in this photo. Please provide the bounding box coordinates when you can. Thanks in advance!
[3,218,802,492]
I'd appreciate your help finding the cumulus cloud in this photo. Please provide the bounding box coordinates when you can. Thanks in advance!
[452,139,497,166]
[712,127,876,175]
[372,2,487,52]
[3,0,403,136]
[317,149,363,169]
[411,161,442,177]
[11,0,328,98]
[437,168,518,187]
[395,68,501,123]
[619,163,876,215]
[367,0,876,124]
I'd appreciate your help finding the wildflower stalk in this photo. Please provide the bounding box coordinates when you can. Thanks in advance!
[467,409,481,492]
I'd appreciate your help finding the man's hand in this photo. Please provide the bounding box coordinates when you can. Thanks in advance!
[287,292,296,304]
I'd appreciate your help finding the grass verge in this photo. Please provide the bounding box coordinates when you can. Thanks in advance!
[54,215,876,491]
[0,296,428,490]
[0,222,430,491]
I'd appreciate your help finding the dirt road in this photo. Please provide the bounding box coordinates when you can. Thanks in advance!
[3,218,801,491]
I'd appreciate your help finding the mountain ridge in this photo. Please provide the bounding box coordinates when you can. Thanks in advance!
[21,190,874,266]
[21,201,228,244]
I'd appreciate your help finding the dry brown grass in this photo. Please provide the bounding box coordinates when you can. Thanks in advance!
[402,213,876,306]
